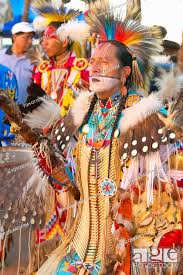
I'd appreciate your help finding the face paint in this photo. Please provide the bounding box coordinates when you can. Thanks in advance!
[43,25,60,41]
[89,76,120,93]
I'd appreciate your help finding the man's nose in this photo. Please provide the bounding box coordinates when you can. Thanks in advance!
[89,63,101,74]
[41,37,48,46]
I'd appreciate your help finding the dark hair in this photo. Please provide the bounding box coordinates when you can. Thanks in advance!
[82,40,131,126]
[82,41,129,164]
[12,32,24,43]
[82,93,127,177]
[102,40,133,89]
[12,31,34,43]
[48,22,63,29]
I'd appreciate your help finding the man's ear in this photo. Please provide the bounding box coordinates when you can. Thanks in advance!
[123,66,131,78]
[62,39,69,48]
[120,66,131,84]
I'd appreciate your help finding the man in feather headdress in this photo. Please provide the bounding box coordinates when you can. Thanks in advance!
[32,2,182,274]
[31,0,89,117]
[0,1,183,275]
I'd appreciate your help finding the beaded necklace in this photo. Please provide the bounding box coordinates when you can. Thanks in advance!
[84,91,122,149]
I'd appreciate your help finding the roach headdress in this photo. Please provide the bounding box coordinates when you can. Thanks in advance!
[86,0,163,90]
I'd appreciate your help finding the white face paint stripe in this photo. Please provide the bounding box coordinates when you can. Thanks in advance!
[89,76,120,94]
[102,43,111,58]
[100,44,112,74]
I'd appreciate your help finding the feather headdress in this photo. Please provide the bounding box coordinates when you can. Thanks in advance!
[31,0,80,30]
[56,20,90,44]
[86,0,163,90]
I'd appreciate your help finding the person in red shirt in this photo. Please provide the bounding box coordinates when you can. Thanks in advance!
[32,20,89,117]
[25,3,90,272]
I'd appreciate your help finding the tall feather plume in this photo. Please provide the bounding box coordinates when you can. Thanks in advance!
[85,0,163,90]
[120,71,183,133]
[23,97,60,130]
[31,0,80,27]
[0,146,47,231]
[56,20,90,43]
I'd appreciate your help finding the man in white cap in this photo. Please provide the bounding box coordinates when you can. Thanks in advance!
[0,22,35,104]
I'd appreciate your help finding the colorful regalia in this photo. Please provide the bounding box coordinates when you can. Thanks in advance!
[31,0,89,117]
[33,52,89,117]
[19,1,90,271]
[0,64,18,146]
[0,1,182,275]
[0,64,18,264]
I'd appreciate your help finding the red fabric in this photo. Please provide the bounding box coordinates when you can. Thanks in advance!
[0,240,4,259]
[32,65,42,85]
[32,53,89,96]
[114,227,131,275]
[81,68,89,82]
[177,179,183,188]
[158,229,183,248]
[113,197,132,275]
[37,153,52,175]
[118,197,132,221]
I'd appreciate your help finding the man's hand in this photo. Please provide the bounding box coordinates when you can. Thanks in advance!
[75,79,89,90]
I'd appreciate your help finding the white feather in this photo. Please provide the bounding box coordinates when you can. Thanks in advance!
[156,70,183,99]
[35,175,47,196]
[23,97,60,129]
[120,93,162,133]
[152,54,171,64]
[57,20,90,43]
[71,90,93,126]
[120,71,183,134]
[22,172,39,198]
[32,16,49,32]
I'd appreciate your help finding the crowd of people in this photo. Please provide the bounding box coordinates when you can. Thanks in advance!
[0,0,183,274]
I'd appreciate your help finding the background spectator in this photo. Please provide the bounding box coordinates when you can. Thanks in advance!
[0,22,35,104]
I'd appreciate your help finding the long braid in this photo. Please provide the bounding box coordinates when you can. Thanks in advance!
[82,94,98,126]
[108,92,128,177]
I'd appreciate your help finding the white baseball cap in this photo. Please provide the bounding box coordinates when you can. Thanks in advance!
[11,22,35,35]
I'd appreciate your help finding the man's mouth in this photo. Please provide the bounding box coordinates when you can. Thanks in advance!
[91,78,101,82]
[90,76,103,82]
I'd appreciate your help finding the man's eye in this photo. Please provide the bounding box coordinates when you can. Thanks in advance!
[101,61,108,65]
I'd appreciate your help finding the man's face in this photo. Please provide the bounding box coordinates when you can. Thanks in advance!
[89,43,122,94]
[41,25,66,58]
[13,32,33,52]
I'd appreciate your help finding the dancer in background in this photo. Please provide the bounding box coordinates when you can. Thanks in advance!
[31,0,89,117]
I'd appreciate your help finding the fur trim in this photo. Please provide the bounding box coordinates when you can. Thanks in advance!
[32,16,49,32]
[120,71,183,134]
[156,70,183,99]
[23,97,60,129]
[120,93,162,133]
[71,90,94,126]
[57,20,90,43]
[152,54,170,64]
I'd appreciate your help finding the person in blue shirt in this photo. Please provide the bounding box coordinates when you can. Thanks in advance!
[0,22,35,104]
[0,64,18,146]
